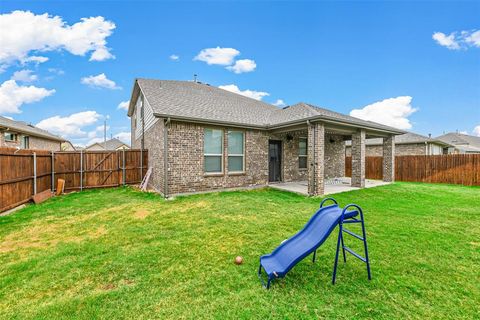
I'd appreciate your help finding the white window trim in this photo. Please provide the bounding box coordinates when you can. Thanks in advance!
[227,130,245,173]
[299,136,308,170]
[204,128,224,174]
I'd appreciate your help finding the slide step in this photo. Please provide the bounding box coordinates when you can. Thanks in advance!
[343,246,366,263]
[343,228,364,241]
[343,219,361,224]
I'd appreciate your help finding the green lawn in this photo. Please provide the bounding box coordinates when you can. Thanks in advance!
[0,183,479,319]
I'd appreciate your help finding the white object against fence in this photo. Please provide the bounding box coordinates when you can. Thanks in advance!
[140,167,152,191]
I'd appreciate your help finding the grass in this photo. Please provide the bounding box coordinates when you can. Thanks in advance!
[0,183,479,319]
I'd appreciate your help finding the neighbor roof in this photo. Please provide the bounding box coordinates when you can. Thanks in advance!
[0,116,64,142]
[86,138,129,150]
[436,132,480,152]
[345,132,451,147]
[129,79,404,134]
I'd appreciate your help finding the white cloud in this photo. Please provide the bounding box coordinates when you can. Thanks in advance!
[81,73,121,90]
[114,131,131,144]
[432,32,460,50]
[226,59,256,74]
[36,111,101,138]
[433,30,480,50]
[11,69,38,82]
[473,125,480,137]
[0,10,115,67]
[272,99,285,107]
[48,68,65,75]
[22,55,49,64]
[0,80,55,114]
[169,54,179,61]
[465,30,480,47]
[350,96,417,130]
[219,84,269,101]
[194,47,240,65]
[117,100,130,110]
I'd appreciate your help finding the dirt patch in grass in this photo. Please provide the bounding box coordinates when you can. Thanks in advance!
[0,220,108,254]
[133,209,151,220]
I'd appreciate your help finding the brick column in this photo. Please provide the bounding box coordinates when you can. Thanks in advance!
[351,129,365,188]
[307,122,325,196]
[383,135,395,182]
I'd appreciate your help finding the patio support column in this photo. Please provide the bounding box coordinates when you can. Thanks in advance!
[383,135,395,182]
[351,129,366,188]
[307,122,325,196]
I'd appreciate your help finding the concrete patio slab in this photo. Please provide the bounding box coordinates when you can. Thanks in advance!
[269,178,391,196]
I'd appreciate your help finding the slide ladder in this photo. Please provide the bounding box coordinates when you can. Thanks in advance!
[258,198,371,289]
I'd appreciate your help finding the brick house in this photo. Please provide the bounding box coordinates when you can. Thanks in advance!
[345,132,451,156]
[127,79,404,197]
[85,138,130,151]
[0,116,65,151]
[435,132,480,154]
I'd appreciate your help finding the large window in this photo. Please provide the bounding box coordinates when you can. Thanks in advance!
[4,132,17,142]
[228,131,244,172]
[299,137,307,169]
[204,128,224,173]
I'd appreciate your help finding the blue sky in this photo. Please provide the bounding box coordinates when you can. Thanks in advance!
[0,1,479,146]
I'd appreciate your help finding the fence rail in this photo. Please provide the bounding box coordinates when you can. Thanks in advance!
[0,148,148,213]
[346,154,480,186]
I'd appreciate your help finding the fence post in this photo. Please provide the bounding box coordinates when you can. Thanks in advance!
[140,148,143,181]
[122,149,126,186]
[51,151,55,191]
[80,150,83,191]
[33,152,37,195]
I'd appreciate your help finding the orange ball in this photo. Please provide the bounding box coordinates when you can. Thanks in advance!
[234,256,243,265]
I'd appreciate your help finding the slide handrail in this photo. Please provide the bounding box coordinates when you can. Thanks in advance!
[341,204,363,223]
[320,197,338,208]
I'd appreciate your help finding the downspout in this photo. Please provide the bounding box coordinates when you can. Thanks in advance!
[163,117,171,198]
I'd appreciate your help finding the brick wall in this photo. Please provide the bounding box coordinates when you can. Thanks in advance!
[324,133,345,179]
[166,121,269,195]
[0,133,60,150]
[132,116,165,194]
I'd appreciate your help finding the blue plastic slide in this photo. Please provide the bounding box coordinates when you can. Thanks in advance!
[258,198,371,288]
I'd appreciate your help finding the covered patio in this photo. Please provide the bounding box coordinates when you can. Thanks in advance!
[267,116,399,196]
[269,178,392,196]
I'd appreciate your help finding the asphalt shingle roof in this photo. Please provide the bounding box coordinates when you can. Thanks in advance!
[0,116,64,142]
[135,79,404,134]
[436,133,480,152]
[87,138,129,150]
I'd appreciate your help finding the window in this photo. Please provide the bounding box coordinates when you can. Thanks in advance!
[299,137,307,169]
[4,132,17,142]
[21,136,29,149]
[228,131,244,172]
[204,128,223,173]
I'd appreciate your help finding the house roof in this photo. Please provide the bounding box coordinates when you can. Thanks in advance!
[345,132,452,147]
[129,79,404,135]
[0,116,65,142]
[86,138,130,150]
[436,132,480,152]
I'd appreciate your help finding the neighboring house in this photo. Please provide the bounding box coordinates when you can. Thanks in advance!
[85,138,130,151]
[61,141,76,151]
[435,132,480,154]
[345,132,451,156]
[0,116,65,151]
[127,79,404,197]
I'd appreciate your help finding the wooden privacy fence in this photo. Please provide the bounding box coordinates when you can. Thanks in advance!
[0,148,148,213]
[345,154,480,186]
